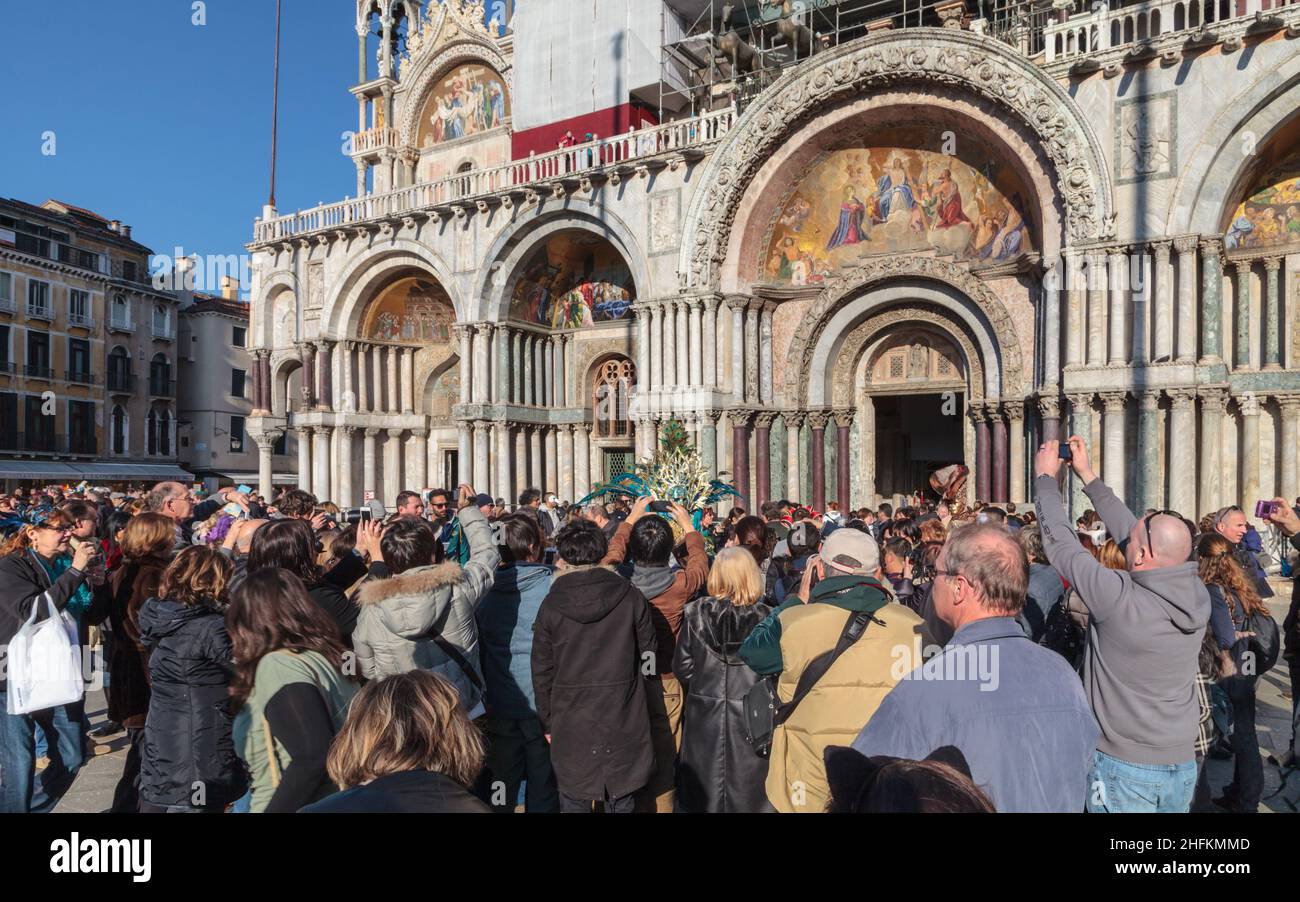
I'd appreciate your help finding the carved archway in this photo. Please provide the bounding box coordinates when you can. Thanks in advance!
[679,28,1113,290]
[785,255,1025,406]
[830,308,985,408]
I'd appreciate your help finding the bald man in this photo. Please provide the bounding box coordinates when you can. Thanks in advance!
[852,524,1099,812]
[1034,436,1209,814]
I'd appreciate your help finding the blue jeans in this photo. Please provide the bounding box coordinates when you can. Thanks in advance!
[1085,749,1196,813]
[0,694,87,814]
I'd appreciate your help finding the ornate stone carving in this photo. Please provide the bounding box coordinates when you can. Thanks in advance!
[1099,391,1128,412]
[1038,394,1061,420]
[805,411,831,430]
[785,255,1024,405]
[677,29,1112,289]
[782,411,806,430]
[754,411,779,429]
[729,408,756,429]
[1167,388,1197,409]
[833,409,855,428]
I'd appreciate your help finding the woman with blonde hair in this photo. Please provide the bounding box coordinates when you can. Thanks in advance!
[1196,532,1269,813]
[302,670,489,812]
[672,546,774,812]
[138,546,247,812]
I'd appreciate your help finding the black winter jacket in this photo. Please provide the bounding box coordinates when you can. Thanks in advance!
[531,565,656,800]
[300,770,490,813]
[672,596,774,813]
[137,598,248,808]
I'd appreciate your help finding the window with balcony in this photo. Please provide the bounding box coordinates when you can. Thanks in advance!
[108,346,132,392]
[231,368,246,399]
[24,394,53,452]
[0,392,17,451]
[26,280,50,319]
[78,250,98,272]
[153,304,170,338]
[68,399,95,454]
[232,325,246,348]
[0,272,12,311]
[25,330,50,380]
[149,354,173,396]
[111,404,128,454]
[67,338,91,383]
[69,289,90,325]
[111,294,131,330]
[230,415,246,453]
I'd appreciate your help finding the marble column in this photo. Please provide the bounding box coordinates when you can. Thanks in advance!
[702,296,718,389]
[808,411,829,510]
[495,422,512,503]
[1039,394,1061,444]
[387,345,399,412]
[760,303,775,405]
[991,404,1009,504]
[1200,238,1223,364]
[339,342,354,413]
[1198,390,1225,515]
[510,329,522,404]
[456,326,473,405]
[1067,394,1092,518]
[1239,394,1261,511]
[302,345,316,409]
[558,425,575,503]
[729,297,745,403]
[253,430,279,499]
[972,404,991,503]
[1233,260,1253,369]
[1168,390,1197,517]
[701,411,718,478]
[1108,251,1127,365]
[1173,236,1199,363]
[473,328,490,404]
[529,426,543,490]
[371,342,385,412]
[1100,392,1127,504]
[318,342,333,409]
[661,301,677,388]
[1064,251,1085,367]
[457,421,472,486]
[1008,400,1026,505]
[754,412,775,508]
[835,409,853,512]
[1137,392,1162,511]
[1279,395,1300,503]
[745,301,760,405]
[635,304,651,395]
[676,300,689,389]
[410,429,428,495]
[354,344,369,413]
[860,398,877,506]
[314,426,333,502]
[298,426,313,491]
[1131,249,1150,365]
[687,299,703,388]
[649,303,663,391]
[250,354,262,414]
[545,427,558,494]
[363,428,379,500]
[1263,257,1282,369]
[785,412,804,502]
[402,347,415,414]
[488,327,501,404]
[1086,252,1107,367]
[731,410,753,506]
[575,423,591,501]
[473,421,490,493]
[513,428,527,501]
[384,429,403,507]
[1042,261,1061,386]
[338,426,356,508]
[1152,241,1173,362]
[262,351,273,412]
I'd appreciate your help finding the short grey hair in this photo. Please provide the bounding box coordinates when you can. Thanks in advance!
[943,523,1028,617]
[147,481,186,513]
[1017,524,1047,565]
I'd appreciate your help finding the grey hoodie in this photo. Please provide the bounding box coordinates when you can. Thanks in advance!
[1035,475,1209,765]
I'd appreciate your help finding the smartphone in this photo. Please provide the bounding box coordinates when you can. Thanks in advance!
[1058,442,1073,462]
[1255,500,1279,519]
[649,500,672,513]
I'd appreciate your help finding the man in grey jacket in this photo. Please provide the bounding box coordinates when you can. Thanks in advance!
[1034,436,1209,813]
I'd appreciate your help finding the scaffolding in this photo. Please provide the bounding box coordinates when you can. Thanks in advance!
[654,0,1072,119]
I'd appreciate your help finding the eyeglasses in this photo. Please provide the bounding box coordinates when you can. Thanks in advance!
[430,502,448,509]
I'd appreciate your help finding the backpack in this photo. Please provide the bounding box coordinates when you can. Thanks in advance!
[1234,607,1281,677]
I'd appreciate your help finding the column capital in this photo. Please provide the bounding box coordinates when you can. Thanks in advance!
[832,408,855,428]
[1232,258,1253,276]
[729,408,756,429]
[387,428,405,440]
[1099,391,1128,411]
[1148,239,1172,260]
[1137,391,1161,412]
[250,429,284,446]
[1263,255,1283,272]
[1198,387,1228,413]
[1198,236,1224,259]
[699,409,720,426]
[341,425,359,438]
[299,425,316,438]
[724,294,750,312]
[781,410,806,430]
[1172,235,1200,254]
[805,410,831,430]
[410,428,429,439]
[1235,393,1261,417]
[1038,394,1061,419]
[1005,399,1026,423]
[1276,393,1300,414]
[364,427,382,438]
[1167,387,1197,408]
[579,421,593,434]
[701,293,720,312]
[746,297,765,315]
[754,411,779,429]
[452,322,476,338]
[1065,392,1094,410]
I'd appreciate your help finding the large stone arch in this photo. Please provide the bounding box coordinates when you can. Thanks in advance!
[270,353,303,418]
[830,307,986,408]
[473,201,652,323]
[1166,55,1300,235]
[419,351,460,421]
[397,40,512,151]
[325,238,461,337]
[678,28,1113,290]
[787,255,1024,406]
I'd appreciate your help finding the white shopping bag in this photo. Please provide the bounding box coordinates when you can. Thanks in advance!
[6,591,85,715]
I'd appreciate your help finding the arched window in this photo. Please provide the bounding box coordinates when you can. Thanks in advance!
[111,405,127,455]
[150,353,171,395]
[455,161,474,198]
[593,358,636,438]
[146,409,158,456]
[112,294,130,328]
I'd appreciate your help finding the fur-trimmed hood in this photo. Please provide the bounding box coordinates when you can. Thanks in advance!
[357,560,463,608]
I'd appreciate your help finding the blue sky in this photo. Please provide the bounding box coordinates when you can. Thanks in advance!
[0,1,375,288]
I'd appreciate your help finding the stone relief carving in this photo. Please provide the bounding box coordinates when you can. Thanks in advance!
[678,29,1111,289]
[306,262,324,311]
[648,190,681,256]
[1114,91,1176,184]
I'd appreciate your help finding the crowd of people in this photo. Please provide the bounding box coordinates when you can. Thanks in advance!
[0,433,1296,814]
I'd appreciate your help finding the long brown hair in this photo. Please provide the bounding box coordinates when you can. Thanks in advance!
[1196,533,1267,618]
[159,546,233,608]
[226,568,349,710]
[121,512,175,561]
[732,515,769,568]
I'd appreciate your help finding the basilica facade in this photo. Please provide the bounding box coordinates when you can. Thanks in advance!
[245,0,1300,522]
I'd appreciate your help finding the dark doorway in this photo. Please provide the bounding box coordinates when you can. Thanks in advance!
[873,392,965,501]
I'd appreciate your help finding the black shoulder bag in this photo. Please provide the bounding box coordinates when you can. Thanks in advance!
[743,609,879,757]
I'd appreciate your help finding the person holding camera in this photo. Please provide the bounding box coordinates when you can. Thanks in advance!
[1034,436,1209,813]
[0,511,99,813]
[1265,499,1300,768]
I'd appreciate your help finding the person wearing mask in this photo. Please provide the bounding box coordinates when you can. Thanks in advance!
[602,497,709,812]
[301,671,490,813]
[352,485,498,716]
[739,528,929,813]
[673,547,774,812]
[137,547,247,813]
[1213,506,1274,601]
[1196,532,1269,813]
[531,521,656,813]
[1034,437,1209,813]
[0,512,97,813]
[228,569,358,813]
[85,512,175,812]
[852,525,1099,812]
[475,514,559,812]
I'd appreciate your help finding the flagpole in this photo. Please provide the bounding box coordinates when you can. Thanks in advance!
[269,0,282,209]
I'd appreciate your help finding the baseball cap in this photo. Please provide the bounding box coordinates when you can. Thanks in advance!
[820,528,880,576]
[474,493,494,508]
